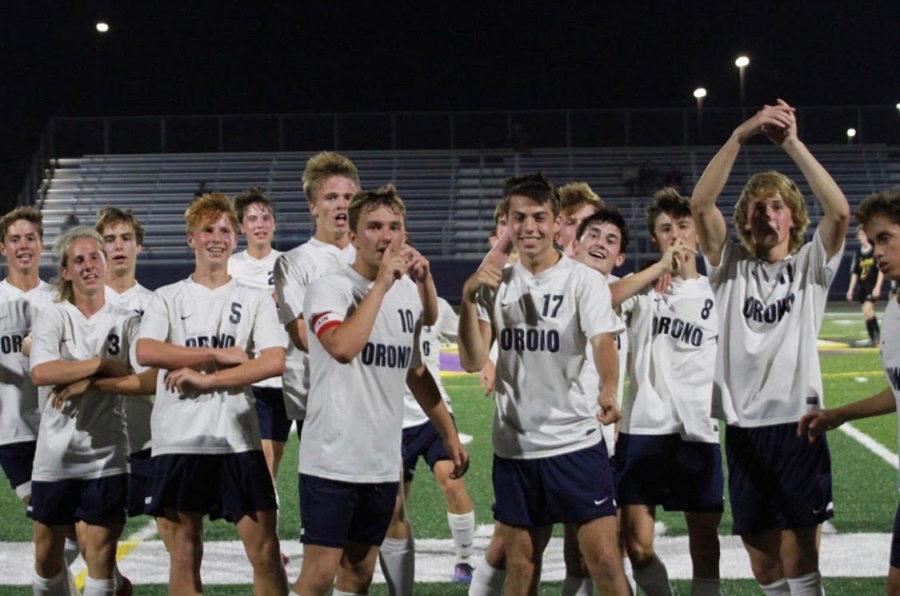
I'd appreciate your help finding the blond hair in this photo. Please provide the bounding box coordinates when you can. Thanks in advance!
[53,226,105,304]
[184,192,238,235]
[558,182,602,215]
[0,206,43,243]
[95,206,145,245]
[302,152,360,203]
[734,171,809,254]
[348,184,407,233]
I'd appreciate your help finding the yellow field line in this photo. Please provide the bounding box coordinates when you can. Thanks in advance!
[823,370,884,379]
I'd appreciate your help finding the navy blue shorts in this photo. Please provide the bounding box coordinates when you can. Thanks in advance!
[30,475,128,525]
[0,440,36,496]
[127,448,152,518]
[146,451,276,522]
[892,502,900,569]
[253,386,291,442]
[493,441,617,528]
[615,433,723,513]
[726,423,833,535]
[296,419,304,442]
[402,421,451,483]
[300,473,398,548]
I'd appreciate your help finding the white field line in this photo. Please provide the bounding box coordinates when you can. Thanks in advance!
[840,422,899,470]
[0,533,893,585]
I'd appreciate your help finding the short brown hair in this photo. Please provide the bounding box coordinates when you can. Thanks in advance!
[503,172,560,216]
[184,192,238,235]
[734,171,809,254]
[645,187,692,234]
[0,206,43,243]
[95,206,144,245]
[858,190,900,228]
[558,182,602,215]
[303,152,360,203]
[234,188,276,223]
[348,184,407,233]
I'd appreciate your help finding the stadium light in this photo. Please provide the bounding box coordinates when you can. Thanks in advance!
[694,88,707,144]
[896,102,900,113]
[735,55,750,119]
[847,128,857,144]
[96,21,109,33]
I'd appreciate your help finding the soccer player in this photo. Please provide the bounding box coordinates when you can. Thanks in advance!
[380,295,477,593]
[136,193,288,595]
[556,181,602,257]
[691,99,850,594]
[30,226,154,596]
[0,206,53,507]
[458,173,628,595]
[845,225,883,347]
[227,188,290,482]
[798,189,900,595]
[274,152,361,438]
[609,189,723,596]
[292,185,467,596]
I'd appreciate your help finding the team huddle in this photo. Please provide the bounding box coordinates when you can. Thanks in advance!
[2,100,900,596]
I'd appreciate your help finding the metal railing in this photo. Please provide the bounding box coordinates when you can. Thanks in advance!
[19,105,900,205]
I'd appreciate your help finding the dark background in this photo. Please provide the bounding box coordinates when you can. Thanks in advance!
[3,1,898,209]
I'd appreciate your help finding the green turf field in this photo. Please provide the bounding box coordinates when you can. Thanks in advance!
[1,302,897,593]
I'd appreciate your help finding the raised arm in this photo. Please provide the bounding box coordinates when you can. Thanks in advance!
[609,238,694,308]
[691,102,796,266]
[403,244,438,326]
[458,267,499,372]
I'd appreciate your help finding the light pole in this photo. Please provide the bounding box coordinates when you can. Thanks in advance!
[694,87,707,144]
[735,55,749,120]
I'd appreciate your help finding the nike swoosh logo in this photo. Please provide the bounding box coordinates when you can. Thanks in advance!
[594,498,609,506]
[180,314,193,320]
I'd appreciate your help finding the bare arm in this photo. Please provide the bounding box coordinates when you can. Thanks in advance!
[798,386,895,443]
[590,332,620,424]
[846,273,858,301]
[874,271,884,298]
[32,357,128,387]
[164,347,285,393]
[135,338,247,370]
[609,239,694,308]
[403,244,438,326]
[284,316,309,352]
[407,366,469,478]
[458,266,501,372]
[691,102,795,266]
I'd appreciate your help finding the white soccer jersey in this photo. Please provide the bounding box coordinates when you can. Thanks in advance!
[582,274,629,456]
[879,299,900,485]
[274,239,355,420]
[402,297,457,429]
[477,255,624,459]
[300,267,423,483]
[620,276,719,442]
[30,301,138,481]
[105,283,156,454]
[228,249,286,390]
[704,229,842,427]
[138,277,286,456]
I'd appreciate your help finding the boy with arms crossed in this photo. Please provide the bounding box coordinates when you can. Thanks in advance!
[609,189,723,596]
[799,190,900,595]
[459,173,628,595]
[293,185,466,596]
[228,189,289,482]
[691,99,850,594]
[136,193,288,595]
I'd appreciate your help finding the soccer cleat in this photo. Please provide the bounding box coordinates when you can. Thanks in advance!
[115,575,133,596]
[453,562,474,584]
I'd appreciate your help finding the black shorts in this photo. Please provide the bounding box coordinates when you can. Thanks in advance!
[726,423,833,535]
[299,473,398,548]
[401,421,451,483]
[0,440,36,499]
[493,441,617,528]
[892,501,900,570]
[145,451,276,522]
[615,433,723,513]
[127,448,152,518]
[253,386,291,442]
[30,474,128,526]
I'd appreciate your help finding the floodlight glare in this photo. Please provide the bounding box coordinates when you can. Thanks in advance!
[96,21,109,33]
[847,128,857,138]
[693,88,707,99]
[896,102,900,112]
[735,56,750,68]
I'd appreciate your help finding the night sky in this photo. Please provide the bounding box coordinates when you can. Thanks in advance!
[3,1,898,203]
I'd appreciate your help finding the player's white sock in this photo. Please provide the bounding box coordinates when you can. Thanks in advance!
[468,560,505,596]
[692,577,723,595]
[378,535,415,596]
[82,576,114,595]
[561,574,594,595]
[633,554,674,596]
[32,569,68,596]
[760,577,791,595]
[623,556,637,594]
[64,538,80,567]
[787,572,824,595]
[447,510,475,563]
[332,590,365,595]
